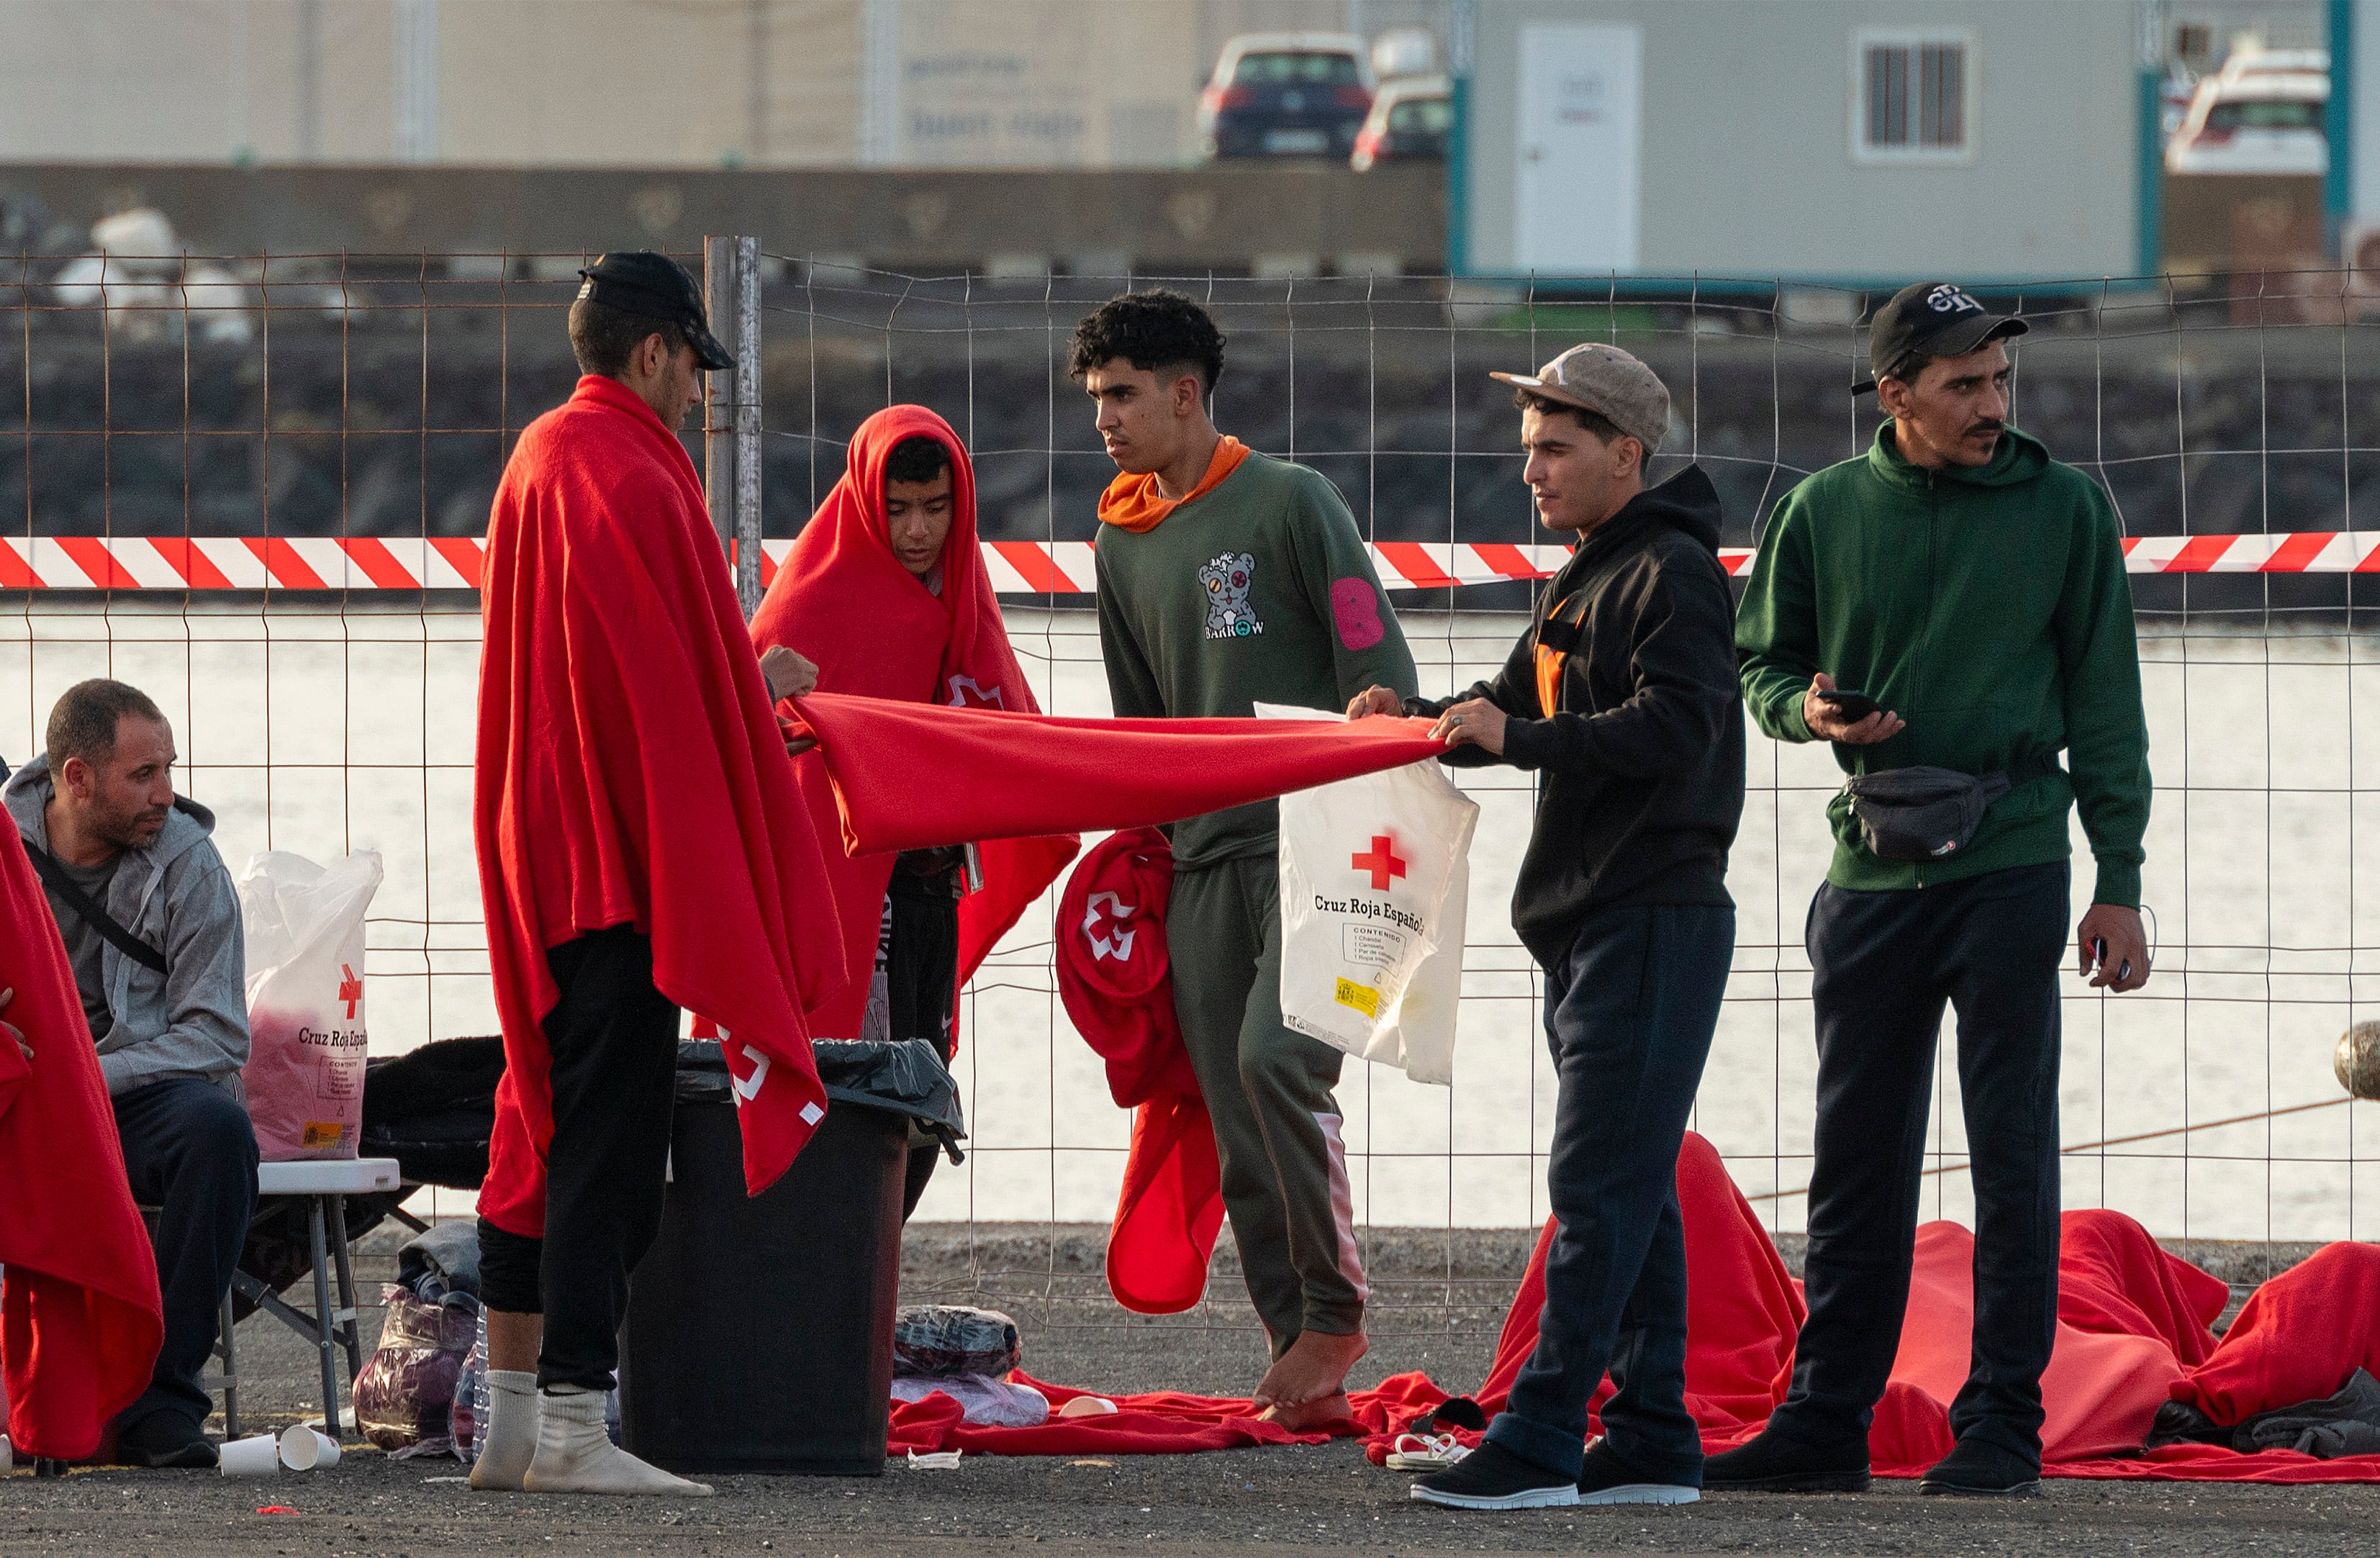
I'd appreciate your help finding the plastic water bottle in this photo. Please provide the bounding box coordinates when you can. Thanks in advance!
[449,1305,489,1465]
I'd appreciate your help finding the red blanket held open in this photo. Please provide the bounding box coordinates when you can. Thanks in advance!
[0,832,163,1459]
[748,404,1076,1043]
[789,695,1446,856]
[888,1132,2380,1482]
[475,374,844,1231]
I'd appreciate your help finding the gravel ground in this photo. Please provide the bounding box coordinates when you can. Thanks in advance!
[3,1224,2371,1557]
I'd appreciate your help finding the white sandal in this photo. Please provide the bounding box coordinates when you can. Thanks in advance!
[1385,1431,1472,1472]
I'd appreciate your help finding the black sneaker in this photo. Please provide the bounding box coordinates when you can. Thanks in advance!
[1919,1436,2041,1498]
[1702,1427,1870,1493]
[1410,1441,1580,1511]
[114,1411,219,1470]
[1576,1439,1699,1506]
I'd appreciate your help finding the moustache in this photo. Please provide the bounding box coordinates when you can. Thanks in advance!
[1966,420,2005,438]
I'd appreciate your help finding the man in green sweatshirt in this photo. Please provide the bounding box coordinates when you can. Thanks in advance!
[1716,282,2152,1499]
[1074,289,1418,1428]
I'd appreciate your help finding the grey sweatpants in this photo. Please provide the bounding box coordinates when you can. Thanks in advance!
[1166,853,1367,1350]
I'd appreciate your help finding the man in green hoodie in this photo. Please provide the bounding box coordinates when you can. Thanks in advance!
[1716,282,2152,1499]
[1076,289,1418,1428]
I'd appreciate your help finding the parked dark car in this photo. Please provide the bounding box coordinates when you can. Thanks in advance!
[1352,74,1451,171]
[1198,33,1376,160]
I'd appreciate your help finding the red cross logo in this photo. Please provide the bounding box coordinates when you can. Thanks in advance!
[1351,834,1406,892]
[946,675,1005,710]
[338,964,363,1020]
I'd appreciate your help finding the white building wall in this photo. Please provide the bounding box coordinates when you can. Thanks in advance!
[1464,0,2143,279]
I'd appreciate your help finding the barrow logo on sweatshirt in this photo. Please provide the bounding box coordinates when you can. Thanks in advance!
[1198,551,1263,639]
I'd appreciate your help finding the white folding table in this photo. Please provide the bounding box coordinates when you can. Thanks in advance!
[228,1156,403,1442]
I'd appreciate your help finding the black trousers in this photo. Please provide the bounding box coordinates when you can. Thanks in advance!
[884,879,959,1220]
[1483,905,1734,1483]
[114,1077,259,1430]
[476,925,680,1392]
[1770,861,2068,1463]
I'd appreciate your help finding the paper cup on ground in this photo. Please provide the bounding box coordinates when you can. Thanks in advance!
[1057,1395,1118,1418]
[279,1425,340,1470]
[219,1435,281,1476]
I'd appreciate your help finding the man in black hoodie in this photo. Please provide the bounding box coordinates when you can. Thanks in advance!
[1352,344,1743,1511]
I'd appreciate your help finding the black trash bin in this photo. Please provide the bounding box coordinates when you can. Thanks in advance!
[617,1038,965,1477]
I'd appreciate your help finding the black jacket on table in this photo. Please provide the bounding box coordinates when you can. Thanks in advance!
[1408,465,1745,968]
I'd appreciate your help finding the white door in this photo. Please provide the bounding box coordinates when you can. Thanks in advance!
[1515,24,1642,273]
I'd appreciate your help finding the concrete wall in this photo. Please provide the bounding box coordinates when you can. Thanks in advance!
[1462,0,2143,279]
[0,0,1450,171]
[0,162,1445,273]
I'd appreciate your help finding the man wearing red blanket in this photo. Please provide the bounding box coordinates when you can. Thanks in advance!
[469,253,841,1497]
[748,404,1075,1217]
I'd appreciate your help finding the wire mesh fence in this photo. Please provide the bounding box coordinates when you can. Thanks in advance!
[4,250,2378,1329]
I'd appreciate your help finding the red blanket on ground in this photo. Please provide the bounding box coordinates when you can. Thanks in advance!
[0,832,163,1459]
[476,375,843,1233]
[790,696,1446,856]
[748,404,1075,1043]
[890,1134,2380,1482]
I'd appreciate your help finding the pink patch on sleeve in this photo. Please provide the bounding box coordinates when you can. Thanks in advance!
[1331,576,1385,651]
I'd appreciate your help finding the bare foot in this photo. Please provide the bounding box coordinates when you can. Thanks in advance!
[1257,1390,1354,1431]
[1253,1328,1367,1409]
[1250,1351,1298,1410]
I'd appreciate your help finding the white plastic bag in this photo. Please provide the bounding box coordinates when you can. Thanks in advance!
[1263,705,1476,1085]
[237,849,384,1160]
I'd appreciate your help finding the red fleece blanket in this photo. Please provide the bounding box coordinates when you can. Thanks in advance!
[1051,827,1223,1315]
[0,832,163,1459]
[889,1134,2380,1481]
[476,375,843,1233]
[748,404,1076,1043]
[790,696,1446,856]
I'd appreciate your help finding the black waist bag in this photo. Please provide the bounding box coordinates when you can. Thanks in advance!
[1845,754,2057,864]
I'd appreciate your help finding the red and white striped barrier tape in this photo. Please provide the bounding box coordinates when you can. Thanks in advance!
[4,533,2377,592]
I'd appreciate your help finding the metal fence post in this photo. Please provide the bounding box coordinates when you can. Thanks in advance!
[732,235,762,618]
[702,235,764,617]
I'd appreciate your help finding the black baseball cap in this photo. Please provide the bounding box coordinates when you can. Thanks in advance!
[575,252,734,371]
[1852,281,2028,395]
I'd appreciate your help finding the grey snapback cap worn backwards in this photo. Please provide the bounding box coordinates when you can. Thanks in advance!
[1490,342,1670,453]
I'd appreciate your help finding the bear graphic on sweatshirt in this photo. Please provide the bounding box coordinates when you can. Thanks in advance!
[1198,551,1263,640]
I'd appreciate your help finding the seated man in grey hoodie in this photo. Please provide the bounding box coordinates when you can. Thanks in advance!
[4,679,253,1469]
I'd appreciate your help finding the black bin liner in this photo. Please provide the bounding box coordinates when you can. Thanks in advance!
[617,1038,963,1477]
[361,1035,507,1189]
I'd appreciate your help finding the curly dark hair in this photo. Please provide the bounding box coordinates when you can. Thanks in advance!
[1067,289,1226,404]
[884,434,951,485]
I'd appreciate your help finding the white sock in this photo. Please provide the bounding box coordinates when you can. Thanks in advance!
[468,1370,539,1492]
[522,1385,712,1497]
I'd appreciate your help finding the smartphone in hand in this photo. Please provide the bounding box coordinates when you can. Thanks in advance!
[2089,937,2134,984]
[1814,688,1881,723]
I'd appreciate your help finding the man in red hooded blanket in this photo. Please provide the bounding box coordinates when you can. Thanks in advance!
[469,252,844,1498]
[749,405,1075,1216]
